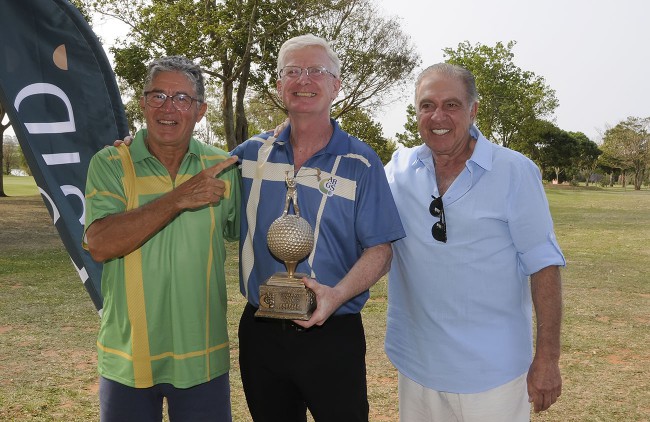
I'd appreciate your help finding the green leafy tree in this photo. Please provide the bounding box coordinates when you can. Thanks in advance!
[513,119,578,181]
[92,0,419,150]
[597,150,624,187]
[2,136,20,175]
[601,117,650,190]
[394,104,421,148]
[510,118,545,164]
[340,108,396,164]
[242,94,288,139]
[568,131,601,186]
[201,91,287,149]
[443,41,558,148]
[69,0,93,23]
[95,0,339,149]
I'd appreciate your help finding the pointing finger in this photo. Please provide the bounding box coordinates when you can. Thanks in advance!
[207,155,239,178]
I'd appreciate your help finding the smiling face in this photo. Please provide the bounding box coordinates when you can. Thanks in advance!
[276,45,340,118]
[140,71,207,149]
[415,71,478,158]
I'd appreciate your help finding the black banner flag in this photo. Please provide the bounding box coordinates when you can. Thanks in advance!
[0,0,129,311]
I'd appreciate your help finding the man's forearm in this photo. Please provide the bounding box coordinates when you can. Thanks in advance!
[531,265,563,360]
[333,242,392,304]
[85,191,182,262]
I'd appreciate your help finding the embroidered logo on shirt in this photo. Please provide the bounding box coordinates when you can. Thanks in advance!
[319,177,337,197]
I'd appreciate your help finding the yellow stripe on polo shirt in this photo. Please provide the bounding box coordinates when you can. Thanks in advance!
[116,145,153,387]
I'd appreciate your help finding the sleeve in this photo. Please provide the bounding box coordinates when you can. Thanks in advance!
[222,162,241,242]
[201,142,242,242]
[354,152,406,248]
[83,148,127,249]
[507,158,566,275]
[230,140,247,163]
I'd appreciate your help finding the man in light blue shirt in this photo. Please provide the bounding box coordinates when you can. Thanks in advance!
[384,63,565,421]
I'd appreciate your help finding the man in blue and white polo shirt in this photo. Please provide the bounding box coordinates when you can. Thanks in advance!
[232,34,405,422]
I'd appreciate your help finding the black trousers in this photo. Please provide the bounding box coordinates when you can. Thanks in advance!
[238,303,369,422]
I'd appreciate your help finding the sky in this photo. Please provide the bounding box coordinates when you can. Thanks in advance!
[6,0,648,144]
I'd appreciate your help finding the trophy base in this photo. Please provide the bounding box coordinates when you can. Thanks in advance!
[255,272,316,320]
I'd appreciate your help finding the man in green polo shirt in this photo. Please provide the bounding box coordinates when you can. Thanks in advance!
[84,56,240,422]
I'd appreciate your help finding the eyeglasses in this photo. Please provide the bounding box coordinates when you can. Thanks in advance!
[429,195,447,243]
[278,66,336,80]
[143,91,201,111]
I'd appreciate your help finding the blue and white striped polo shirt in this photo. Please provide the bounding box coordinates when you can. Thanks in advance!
[232,120,405,315]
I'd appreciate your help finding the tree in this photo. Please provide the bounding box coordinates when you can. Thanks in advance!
[443,41,558,149]
[568,131,601,186]
[92,0,419,150]
[513,119,578,181]
[2,136,21,175]
[597,148,624,187]
[243,94,288,138]
[69,0,93,22]
[601,117,650,190]
[542,129,579,183]
[95,0,334,149]
[394,104,421,148]
[200,91,287,148]
[340,108,396,164]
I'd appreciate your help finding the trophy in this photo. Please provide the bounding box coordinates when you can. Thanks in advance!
[255,173,316,320]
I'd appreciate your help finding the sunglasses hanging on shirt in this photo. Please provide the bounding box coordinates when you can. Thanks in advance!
[429,195,447,243]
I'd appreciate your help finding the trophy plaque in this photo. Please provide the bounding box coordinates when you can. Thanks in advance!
[255,173,316,320]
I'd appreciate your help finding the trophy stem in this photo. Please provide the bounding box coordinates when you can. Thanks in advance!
[286,261,297,278]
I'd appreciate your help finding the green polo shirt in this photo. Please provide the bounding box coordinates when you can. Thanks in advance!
[84,129,240,388]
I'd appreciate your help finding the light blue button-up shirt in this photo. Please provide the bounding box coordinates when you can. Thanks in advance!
[384,126,565,393]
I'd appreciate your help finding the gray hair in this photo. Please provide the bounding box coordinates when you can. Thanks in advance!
[143,55,205,102]
[276,34,341,77]
[415,63,478,106]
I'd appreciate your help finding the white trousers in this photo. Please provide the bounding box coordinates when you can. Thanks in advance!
[398,372,531,422]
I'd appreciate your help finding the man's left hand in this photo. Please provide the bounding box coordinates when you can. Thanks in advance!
[113,135,133,147]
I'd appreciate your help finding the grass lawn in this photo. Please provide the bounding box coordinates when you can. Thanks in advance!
[2,176,40,196]
[0,179,648,421]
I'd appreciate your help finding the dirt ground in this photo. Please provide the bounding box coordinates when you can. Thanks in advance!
[0,196,64,253]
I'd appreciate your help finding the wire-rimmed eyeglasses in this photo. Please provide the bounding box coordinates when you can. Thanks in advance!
[143,91,201,111]
[429,195,447,243]
[278,66,337,80]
